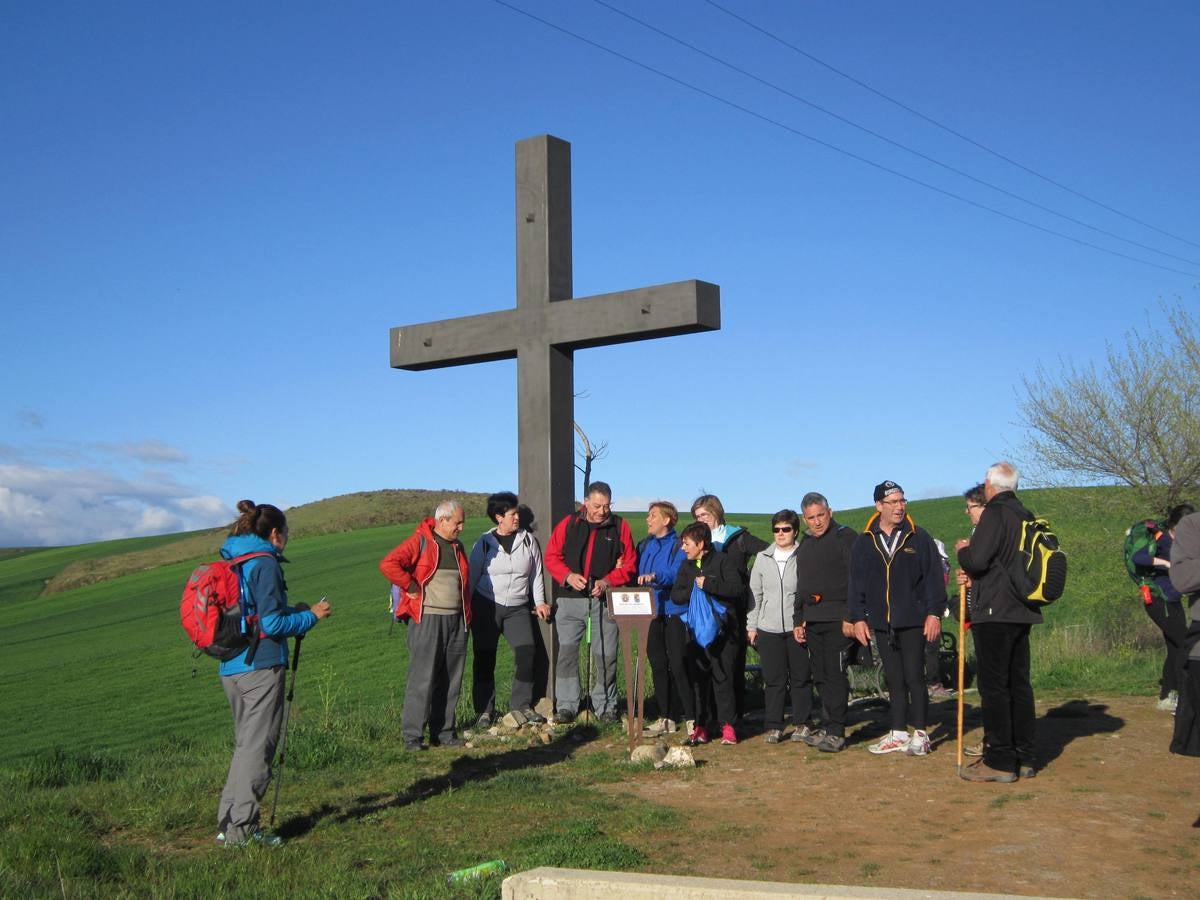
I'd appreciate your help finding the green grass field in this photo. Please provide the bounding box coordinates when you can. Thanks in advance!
[0,487,1173,895]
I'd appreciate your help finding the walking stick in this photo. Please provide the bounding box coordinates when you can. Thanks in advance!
[269,634,303,828]
[956,583,966,775]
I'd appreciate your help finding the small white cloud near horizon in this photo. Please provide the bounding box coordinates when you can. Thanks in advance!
[786,458,820,478]
[93,439,189,464]
[0,462,228,547]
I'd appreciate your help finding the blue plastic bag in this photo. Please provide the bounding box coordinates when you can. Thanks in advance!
[681,581,727,649]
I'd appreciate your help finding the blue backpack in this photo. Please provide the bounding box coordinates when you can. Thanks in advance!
[680,581,727,649]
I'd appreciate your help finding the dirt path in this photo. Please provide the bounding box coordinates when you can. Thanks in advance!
[601,694,1198,898]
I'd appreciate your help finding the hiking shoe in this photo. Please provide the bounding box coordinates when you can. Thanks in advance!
[475,712,493,729]
[250,830,283,847]
[959,758,1017,783]
[434,736,463,748]
[964,740,985,758]
[1019,764,1037,779]
[403,739,426,752]
[599,710,622,725]
[644,717,677,736]
[516,708,546,724]
[1157,692,1178,713]
[764,729,783,744]
[552,709,576,725]
[927,682,955,700]
[720,723,737,745]
[868,732,911,755]
[790,724,820,745]
[908,729,931,756]
[684,724,709,746]
[816,733,846,753]
[216,831,225,845]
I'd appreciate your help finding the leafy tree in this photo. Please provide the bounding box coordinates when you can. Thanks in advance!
[1019,303,1200,511]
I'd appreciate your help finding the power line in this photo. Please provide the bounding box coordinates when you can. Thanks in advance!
[590,0,1200,268]
[491,0,1199,278]
[704,0,1200,252]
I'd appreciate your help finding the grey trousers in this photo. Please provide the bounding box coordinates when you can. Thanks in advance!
[554,596,619,715]
[402,613,467,744]
[218,666,285,842]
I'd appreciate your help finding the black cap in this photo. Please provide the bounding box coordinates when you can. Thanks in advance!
[873,480,903,502]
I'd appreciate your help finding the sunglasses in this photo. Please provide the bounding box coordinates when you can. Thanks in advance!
[773,526,794,533]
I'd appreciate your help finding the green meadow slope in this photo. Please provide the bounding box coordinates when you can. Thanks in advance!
[0,486,1165,762]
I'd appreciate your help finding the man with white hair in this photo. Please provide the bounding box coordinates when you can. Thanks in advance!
[380,500,471,751]
[956,462,1042,783]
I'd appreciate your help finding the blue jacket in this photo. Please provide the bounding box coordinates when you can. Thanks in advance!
[637,531,686,616]
[218,533,318,676]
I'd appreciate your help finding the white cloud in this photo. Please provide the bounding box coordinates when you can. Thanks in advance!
[0,462,227,547]
[787,459,820,477]
[92,439,189,464]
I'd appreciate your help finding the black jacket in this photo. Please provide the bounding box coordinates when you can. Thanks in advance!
[848,513,945,630]
[671,548,744,619]
[716,526,769,612]
[794,520,857,625]
[957,491,1043,626]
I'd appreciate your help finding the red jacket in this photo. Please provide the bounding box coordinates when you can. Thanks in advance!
[544,511,637,596]
[380,517,472,625]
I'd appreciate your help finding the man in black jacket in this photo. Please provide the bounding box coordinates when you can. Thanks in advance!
[956,461,1042,783]
[792,492,857,752]
[848,480,945,757]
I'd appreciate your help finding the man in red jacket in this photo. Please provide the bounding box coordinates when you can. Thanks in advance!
[380,500,471,752]
[544,482,637,723]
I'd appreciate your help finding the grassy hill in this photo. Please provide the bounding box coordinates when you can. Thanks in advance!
[0,485,1174,896]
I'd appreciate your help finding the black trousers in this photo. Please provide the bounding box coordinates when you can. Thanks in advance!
[875,626,928,732]
[1169,655,1200,756]
[646,616,685,720]
[696,615,738,726]
[1143,597,1187,698]
[756,630,811,731]
[661,615,698,722]
[732,600,749,718]
[972,622,1036,772]
[470,595,537,716]
[806,621,852,737]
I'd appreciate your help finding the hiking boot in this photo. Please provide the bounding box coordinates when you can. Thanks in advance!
[684,724,709,746]
[964,740,985,758]
[403,739,426,752]
[644,717,677,736]
[868,731,911,755]
[599,710,622,725]
[790,724,820,745]
[959,758,1017,783]
[908,729,931,756]
[434,736,463,748]
[552,709,576,725]
[475,712,493,729]
[816,733,846,753]
[250,830,283,847]
[1019,764,1037,779]
[1157,692,1178,713]
[720,723,738,745]
[517,708,546,724]
[764,729,783,744]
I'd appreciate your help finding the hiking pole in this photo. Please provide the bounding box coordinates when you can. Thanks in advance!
[269,633,304,828]
[584,578,594,716]
[956,583,966,775]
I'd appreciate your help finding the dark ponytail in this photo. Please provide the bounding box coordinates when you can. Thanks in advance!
[230,499,287,539]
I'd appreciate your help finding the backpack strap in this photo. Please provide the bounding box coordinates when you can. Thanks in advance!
[230,551,275,663]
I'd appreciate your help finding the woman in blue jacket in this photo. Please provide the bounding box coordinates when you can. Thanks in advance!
[636,501,687,735]
[217,500,330,848]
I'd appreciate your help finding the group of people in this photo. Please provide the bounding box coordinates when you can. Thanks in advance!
[211,461,1200,845]
[375,462,1046,785]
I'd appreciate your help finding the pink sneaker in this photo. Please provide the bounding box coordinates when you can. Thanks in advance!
[684,725,709,746]
[720,723,737,745]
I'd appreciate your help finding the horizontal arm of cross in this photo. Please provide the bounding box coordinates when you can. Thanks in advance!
[391,280,719,370]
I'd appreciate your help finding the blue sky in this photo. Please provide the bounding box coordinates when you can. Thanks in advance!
[2,1,1198,546]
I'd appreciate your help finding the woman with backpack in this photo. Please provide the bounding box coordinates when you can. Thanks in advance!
[671,521,745,746]
[217,500,331,848]
[467,492,550,728]
[1134,503,1195,712]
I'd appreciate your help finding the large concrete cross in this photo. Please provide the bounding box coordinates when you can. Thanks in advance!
[390,134,720,541]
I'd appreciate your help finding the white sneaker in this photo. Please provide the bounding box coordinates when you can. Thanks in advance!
[908,729,931,756]
[1156,692,1178,712]
[868,731,911,755]
[643,717,677,736]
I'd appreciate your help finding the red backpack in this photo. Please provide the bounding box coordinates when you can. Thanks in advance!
[180,552,273,663]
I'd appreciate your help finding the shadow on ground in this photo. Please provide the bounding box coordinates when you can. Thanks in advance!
[277,727,601,840]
